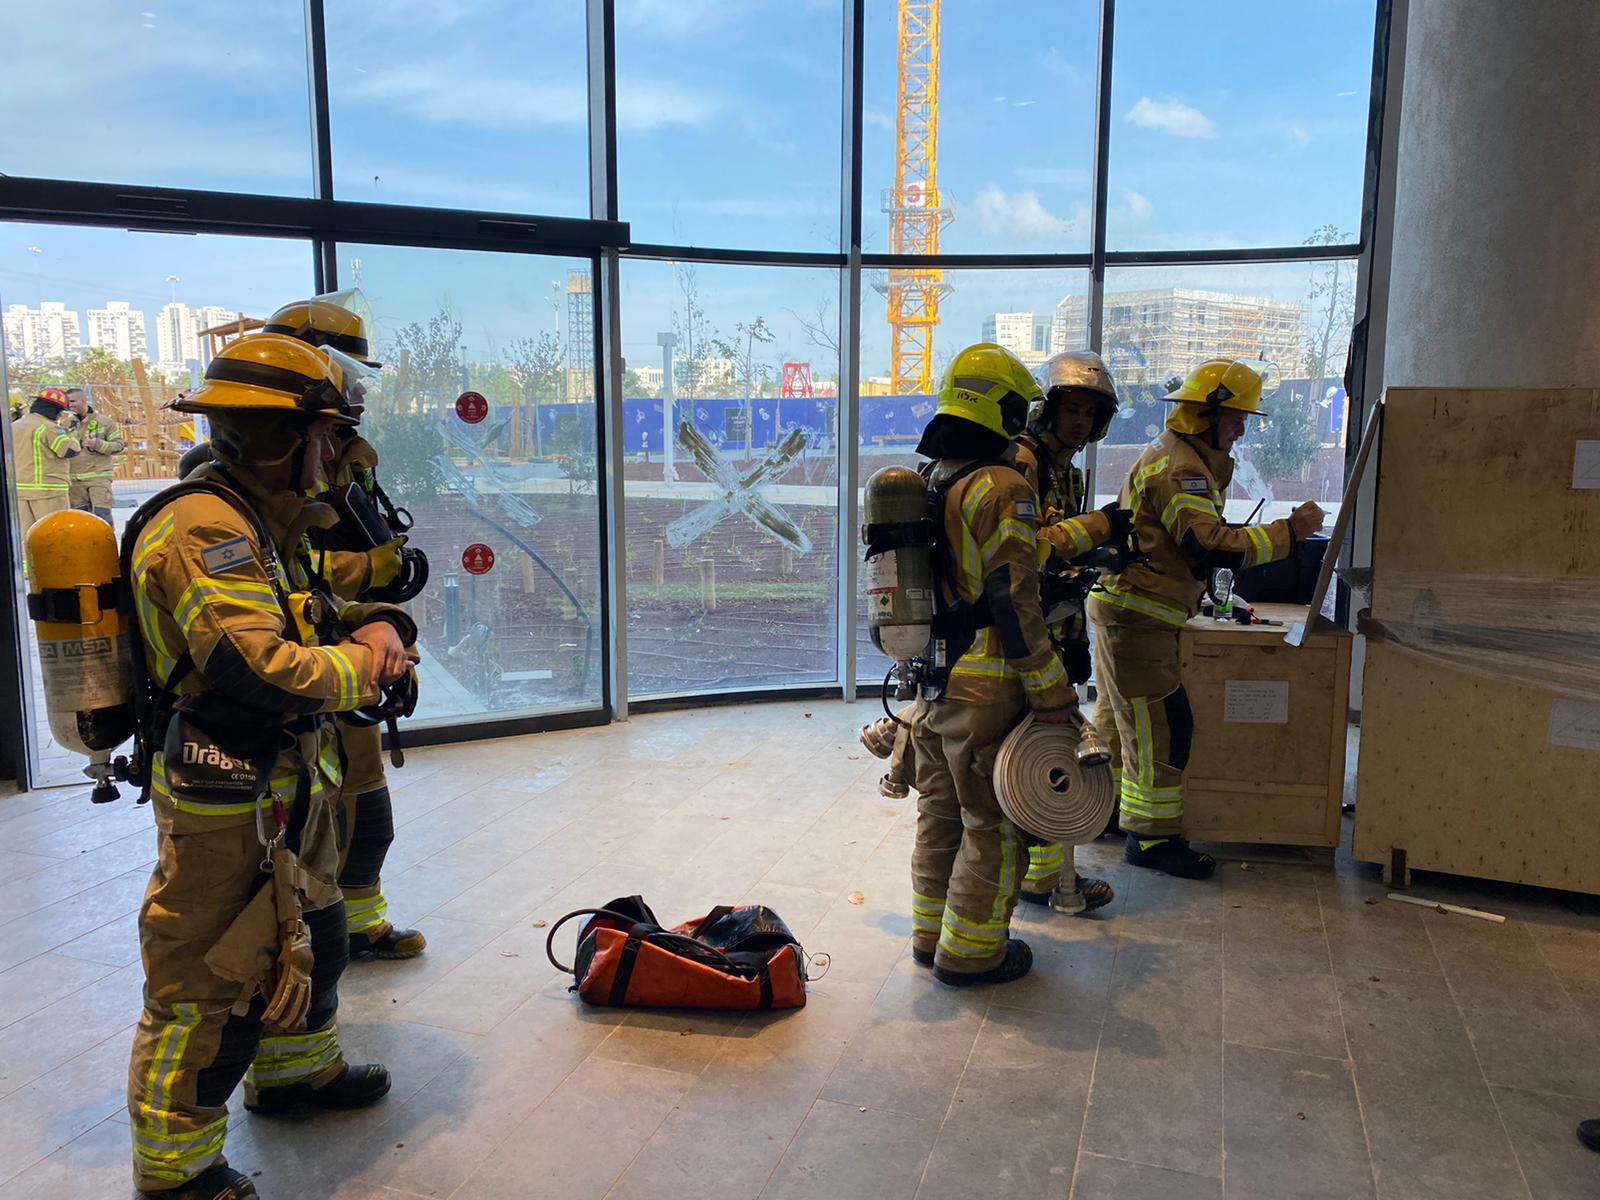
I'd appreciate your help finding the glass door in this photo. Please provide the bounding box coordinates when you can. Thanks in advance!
[332,244,608,727]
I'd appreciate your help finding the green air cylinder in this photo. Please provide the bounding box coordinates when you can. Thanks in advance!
[862,466,935,664]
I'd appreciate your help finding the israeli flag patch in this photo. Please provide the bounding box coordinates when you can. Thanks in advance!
[201,536,253,574]
[1014,498,1037,520]
[1179,476,1210,493]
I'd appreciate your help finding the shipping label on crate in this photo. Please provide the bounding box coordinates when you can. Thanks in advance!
[1548,699,1600,752]
[1224,680,1290,724]
[1572,441,1600,490]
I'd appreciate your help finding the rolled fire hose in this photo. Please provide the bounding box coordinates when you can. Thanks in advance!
[993,714,1116,846]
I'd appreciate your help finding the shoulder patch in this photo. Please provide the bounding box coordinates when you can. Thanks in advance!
[1013,498,1037,520]
[1178,476,1210,492]
[201,536,255,575]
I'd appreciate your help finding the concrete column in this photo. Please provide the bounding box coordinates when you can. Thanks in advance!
[1384,0,1600,388]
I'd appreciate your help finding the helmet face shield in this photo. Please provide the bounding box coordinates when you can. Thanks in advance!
[324,346,380,412]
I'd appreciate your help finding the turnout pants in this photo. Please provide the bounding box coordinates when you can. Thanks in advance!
[129,815,350,1192]
[894,703,1075,897]
[910,696,1027,975]
[71,477,114,518]
[19,491,70,534]
[338,720,395,937]
[1088,616,1193,839]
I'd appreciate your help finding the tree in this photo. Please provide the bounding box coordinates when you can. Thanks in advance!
[506,331,563,458]
[384,309,465,415]
[711,317,775,461]
[1246,225,1354,484]
[671,263,716,401]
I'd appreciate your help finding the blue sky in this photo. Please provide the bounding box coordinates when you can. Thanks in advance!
[0,0,1374,381]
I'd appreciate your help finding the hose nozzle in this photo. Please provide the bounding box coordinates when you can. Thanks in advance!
[1075,723,1112,769]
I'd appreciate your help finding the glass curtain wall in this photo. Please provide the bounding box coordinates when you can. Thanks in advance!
[0,0,1382,775]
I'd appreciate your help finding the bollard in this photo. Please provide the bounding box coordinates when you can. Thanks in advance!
[654,539,666,585]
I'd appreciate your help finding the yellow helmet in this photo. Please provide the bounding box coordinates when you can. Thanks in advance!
[1163,357,1276,436]
[172,332,355,423]
[933,343,1042,441]
[263,294,379,366]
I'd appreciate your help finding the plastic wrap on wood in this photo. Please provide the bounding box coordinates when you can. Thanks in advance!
[1359,571,1600,702]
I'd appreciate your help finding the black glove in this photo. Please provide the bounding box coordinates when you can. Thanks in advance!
[1100,502,1135,546]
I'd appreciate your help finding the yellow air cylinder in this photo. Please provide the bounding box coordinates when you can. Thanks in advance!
[25,511,135,765]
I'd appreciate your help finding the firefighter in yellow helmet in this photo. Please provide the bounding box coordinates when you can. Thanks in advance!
[265,294,427,961]
[909,343,1083,986]
[12,386,81,537]
[123,333,417,1200]
[64,386,126,520]
[1087,358,1325,879]
[1011,350,1130,914]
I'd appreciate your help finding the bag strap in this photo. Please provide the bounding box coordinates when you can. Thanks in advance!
[607,923,652,1007]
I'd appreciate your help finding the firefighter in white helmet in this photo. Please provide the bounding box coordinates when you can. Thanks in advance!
[1088,358,1324,879]
[122,333,415,1200]
[1011,350,1129,913]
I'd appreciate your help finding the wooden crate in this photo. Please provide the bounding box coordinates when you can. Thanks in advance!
[1179,602,1352,848]
[1352,386,1600,893]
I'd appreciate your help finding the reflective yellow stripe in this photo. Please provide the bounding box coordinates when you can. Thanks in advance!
[142,1002,202,1140]
[1161,492,1219,534]
[989,820,1021,921]
[1095,583,1190,628]
[979,517,1036,572]
[150,755,297,816]
[1019,655,1067,696]
[247,1024,341,1088]
[1245,523,1275,566]
[133,512,178,576]
[174,575,282,635]
[345,891,390,934]
[322,646,361,708]
[1134,455,1170,487]
[1054,517,1094,557]
[1119,784,1183,819]
[911,892,945,933]
[960,475,994,524]
[1025,844,1065,887]
[132,1118,227,1182]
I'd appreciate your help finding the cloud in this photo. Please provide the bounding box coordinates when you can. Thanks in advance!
[620,0,736,40]
[1039,47,1087,85]
[970,185,1076,240]
[1336,90,1360,97]
[1123,190,1153,222]
[1012,100,1037,108]
[1014,165,1090,187]
[343,62,719,132]
[864,108,895,132]
[1125,96,1216,139]
[1288,124,1313,146]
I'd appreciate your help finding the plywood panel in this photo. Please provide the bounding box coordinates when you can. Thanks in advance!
[1373,388,1600,607]
[1179,604,1351,847]
[1353,642,1600,894]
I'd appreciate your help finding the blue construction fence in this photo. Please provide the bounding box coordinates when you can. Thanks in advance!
[470,379,1347,456]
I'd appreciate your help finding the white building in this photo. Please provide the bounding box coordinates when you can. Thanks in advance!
[194,307,244,370]
[981,311,1052,367]
[2,301,83,362]
[155,302,201,373]
[87,301,149,362]
[634,365,664,391]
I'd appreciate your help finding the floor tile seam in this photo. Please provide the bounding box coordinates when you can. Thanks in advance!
[0,860,153,933]
[1420,914,1536,1200]
[1222,1038,1353,1067]
[1073,1148,1225,1183]
[589,1064,701,1200]
[11,817,154,864]
[0,899,145,977]
[1067,925,1125,1200]
[446,1026,636,1200]
[1525,919,1600,1065]
[0,956,122,1036]
[1481,1078,1600,1105]
[0,1025,137,1188]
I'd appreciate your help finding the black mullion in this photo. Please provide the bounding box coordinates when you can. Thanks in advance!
[303,0,335,203]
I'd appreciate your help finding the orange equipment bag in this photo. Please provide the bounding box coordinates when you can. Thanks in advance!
[546,895,809,1010]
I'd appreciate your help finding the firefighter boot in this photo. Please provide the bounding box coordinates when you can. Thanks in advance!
[1124,834,1216,880]
[933,939,1034,988]
[146,1163,258,1200]
[1049,875,1115,914]
[245,1063,392,1115]
[349,921,427,960]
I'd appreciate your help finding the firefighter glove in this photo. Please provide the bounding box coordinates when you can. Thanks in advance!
[368,537,407,589]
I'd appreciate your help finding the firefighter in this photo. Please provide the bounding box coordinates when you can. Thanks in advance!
[1087,358,1324,880]
[1011,350,1128,914]
[64,386,125,521]
[264,296,426,960]
[124,333,415,1200]
[910,343,1082,987]
[12,386,80,536]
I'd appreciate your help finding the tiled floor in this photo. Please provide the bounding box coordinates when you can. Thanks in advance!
[0,699,1597,1199]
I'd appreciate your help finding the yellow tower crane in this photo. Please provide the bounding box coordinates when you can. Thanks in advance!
[876,0,952,394]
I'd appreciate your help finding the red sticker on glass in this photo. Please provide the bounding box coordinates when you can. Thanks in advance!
[461,543,495,576]
[455,391,488,424]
